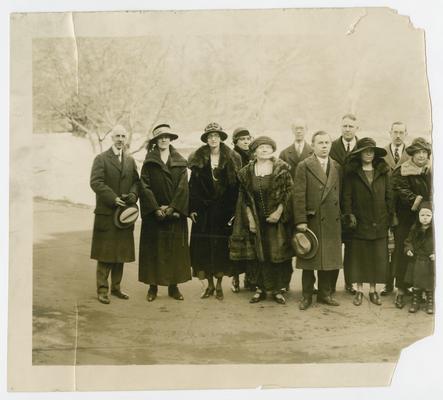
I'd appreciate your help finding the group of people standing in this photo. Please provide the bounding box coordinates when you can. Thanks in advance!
[89,115,434,315]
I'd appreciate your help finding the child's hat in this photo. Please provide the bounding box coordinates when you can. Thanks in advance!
[419,201,433,212]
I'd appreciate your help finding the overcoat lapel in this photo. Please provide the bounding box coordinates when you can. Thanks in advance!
[356,168,373,193]
[321,158,339,201]
[107,147,122,173]
[305,156,327,185]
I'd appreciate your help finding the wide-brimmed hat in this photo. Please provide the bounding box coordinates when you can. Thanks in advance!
[291,228,319,260]
[348,137,387,159]
[151,124,178,142]
[114,204,139,229]
[405,137,432,156]
[201,122,228,143]
[232,127,251,144]
[249,136,277,153]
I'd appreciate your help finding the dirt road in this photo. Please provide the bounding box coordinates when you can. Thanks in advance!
[33,199,433,365]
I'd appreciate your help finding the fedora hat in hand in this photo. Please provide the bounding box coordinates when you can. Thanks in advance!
[291,228,319,259]
[201,122,228,143]
[114,204,139,229]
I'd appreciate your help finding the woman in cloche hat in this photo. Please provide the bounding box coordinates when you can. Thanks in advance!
[188,123,242,300]
[342,137,393,307]
[138,124,192,302]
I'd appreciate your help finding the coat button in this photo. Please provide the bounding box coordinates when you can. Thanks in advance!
[372,223,377,227]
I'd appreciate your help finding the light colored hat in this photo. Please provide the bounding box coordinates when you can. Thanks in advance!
[151,124,179,141]
[114,204,139,229]
[291,228,319,259]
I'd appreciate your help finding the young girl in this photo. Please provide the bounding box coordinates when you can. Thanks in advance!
[404,201,435,314]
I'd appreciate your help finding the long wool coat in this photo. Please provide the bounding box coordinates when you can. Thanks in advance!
[342,159,393,240]
[188,143,242,277]
[90,147,139,263]
[138,146,191,286]
[231,158,294,263]
[330,136,358,166]
[293,155,342,271]
[392,159,432,277]
[279,141,313,180]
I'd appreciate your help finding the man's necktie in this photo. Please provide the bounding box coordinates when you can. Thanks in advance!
[394,147,400,164]
[346,143,351,153]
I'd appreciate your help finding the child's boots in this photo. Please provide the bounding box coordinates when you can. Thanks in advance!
[409,289,422,313]
[425,291,434,315]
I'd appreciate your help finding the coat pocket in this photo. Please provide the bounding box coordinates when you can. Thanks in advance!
[94,214,114,232]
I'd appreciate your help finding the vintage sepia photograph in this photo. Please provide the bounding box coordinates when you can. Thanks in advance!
[7,4,440,392]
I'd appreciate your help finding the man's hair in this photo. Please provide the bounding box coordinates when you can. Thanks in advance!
[342,113,357,121]
[390,121,407,131]
[311,130,331,144]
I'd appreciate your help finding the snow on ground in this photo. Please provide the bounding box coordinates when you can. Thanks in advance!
[33,130,431,206]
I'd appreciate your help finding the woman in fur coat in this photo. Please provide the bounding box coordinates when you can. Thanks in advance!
[188,122,242,300]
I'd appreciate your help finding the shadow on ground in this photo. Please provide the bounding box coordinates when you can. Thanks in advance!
[33,199,434,365]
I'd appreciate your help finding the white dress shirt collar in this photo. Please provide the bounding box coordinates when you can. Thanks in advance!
[342,136,357,151]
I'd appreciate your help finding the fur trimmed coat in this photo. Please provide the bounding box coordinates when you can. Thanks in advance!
[188,143,242,276]
[230,158,294,263]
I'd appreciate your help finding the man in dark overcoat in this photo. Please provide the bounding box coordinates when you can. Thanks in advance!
[293,131,343,310]
[381,121,410,295]
[279,119,313,292]
[329,113,359,295]
[90,125,140,304]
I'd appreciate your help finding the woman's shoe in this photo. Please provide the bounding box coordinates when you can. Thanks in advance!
[395,294,405,309]
[231,277,240,293]
[273,293,286,305]
[147,291,157,302]
[409,289,421,313]
[353,291,363,306]
[369,292,381,306]
[249,291,266,303]
[168,285,184,301]
[215,287,224,301]
[200,287,215,299]
[425,291,434,315]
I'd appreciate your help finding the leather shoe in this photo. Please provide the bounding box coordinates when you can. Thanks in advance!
[200,287,215,299]
[313,286,319,295]
[353,291,363,306]
[273,293,286,305]
[168,286,184,301]
[249,291,266,303]
[299,296,312,310]
[317,296,340,306]
[394,294,405,309]
[345,285,356,295]
[369,292,382,306]
[380,285,393,296]
[147,291,157,302]
[111,290,129,300]
[215,287,224,301]
[98,294,110,304]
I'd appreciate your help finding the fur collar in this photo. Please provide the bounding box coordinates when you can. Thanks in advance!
[400,159,432,176]
[143,145,187,167]
[239,157,290,187]
[344,157,390,176]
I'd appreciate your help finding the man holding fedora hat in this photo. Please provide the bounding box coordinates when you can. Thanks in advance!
[90,124,140,304]
[293,130,343,310]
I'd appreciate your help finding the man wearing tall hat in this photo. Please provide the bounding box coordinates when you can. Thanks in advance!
[381,121,410,296]
[329,114,359,295]
[279,118,314,292]
[90,124,140,304]
[293,131,343,310]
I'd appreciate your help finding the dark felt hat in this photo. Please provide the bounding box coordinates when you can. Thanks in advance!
[291,228,319,260]
[405,137,432,156]
[249,136,277,153]
[419,200,433,212]
[348,137,387,159]
[151,124,179,141]
[201,122,228,143]
[114,204,139,229]
[232,127,251,144]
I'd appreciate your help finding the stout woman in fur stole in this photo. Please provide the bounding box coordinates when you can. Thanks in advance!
[188,122,242,300]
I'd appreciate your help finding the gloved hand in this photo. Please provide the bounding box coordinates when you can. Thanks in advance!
[122,193,137,205]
